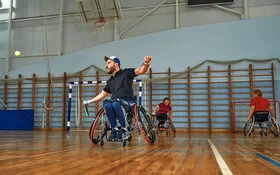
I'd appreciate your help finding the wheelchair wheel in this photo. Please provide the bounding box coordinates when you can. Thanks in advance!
[121,140,126,147]
[244,116,254,136]
[136,106,156,144]
[151,116,158,132]
[267,116,279,137]
[127,134,132,142]
[99,133,104,146]
[169,120,176,134]
[171,124,176,134]
[89,108,109,144]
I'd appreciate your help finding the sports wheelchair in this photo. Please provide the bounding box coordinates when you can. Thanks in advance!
[85,100,156,147]
[152,113,176,135]
[244,111,279,137]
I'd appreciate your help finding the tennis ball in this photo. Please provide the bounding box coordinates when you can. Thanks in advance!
[15,51,21,56]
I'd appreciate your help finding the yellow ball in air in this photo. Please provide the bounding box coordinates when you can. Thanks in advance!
[15,51,21,56]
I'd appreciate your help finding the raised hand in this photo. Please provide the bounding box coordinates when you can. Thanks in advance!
[144,56,152,64]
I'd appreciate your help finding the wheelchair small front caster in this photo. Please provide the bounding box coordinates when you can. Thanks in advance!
[99,139,104,146]
[128,135,132,142]
[121,140,126,147]
[99,133,104,146]
[93,138,99,144]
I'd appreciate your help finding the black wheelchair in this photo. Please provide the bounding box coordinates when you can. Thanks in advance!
[244,110,279,137]
[85,101,156,147]
[152,114,176,135]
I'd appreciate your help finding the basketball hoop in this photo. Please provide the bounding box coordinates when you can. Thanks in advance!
[76,0,123,31]
[94,18,106,30]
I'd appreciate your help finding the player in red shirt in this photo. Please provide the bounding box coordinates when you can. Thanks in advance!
[246,89,275,122]
[153,97,172,130]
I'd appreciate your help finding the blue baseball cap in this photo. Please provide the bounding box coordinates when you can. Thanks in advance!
[104,56,121,66]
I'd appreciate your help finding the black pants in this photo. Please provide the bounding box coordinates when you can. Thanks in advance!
[156,114,167,125]
[253,111,269,123]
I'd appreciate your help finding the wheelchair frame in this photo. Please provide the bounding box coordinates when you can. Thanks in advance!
[86,104,156,146]
[244,111,279,137]
[152,114,176,135]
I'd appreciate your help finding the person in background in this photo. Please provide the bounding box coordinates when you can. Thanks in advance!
[246,89,275,122]
[153,97,172,130]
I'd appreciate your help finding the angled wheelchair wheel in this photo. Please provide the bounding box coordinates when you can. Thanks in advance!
[136,106,156,144]
[169,120,176,134]
[151,116,159,134]
[151,116,158,129]
[244,116,254,136]
[89,108,109,144]
[167,125,176,135]
[267,116,279,137]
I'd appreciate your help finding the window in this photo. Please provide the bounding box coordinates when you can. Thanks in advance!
[188,0,235,6]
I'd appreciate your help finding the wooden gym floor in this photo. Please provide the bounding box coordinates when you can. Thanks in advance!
[0,130,279,175]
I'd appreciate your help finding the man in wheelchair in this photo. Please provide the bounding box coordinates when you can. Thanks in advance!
[246,89,275,135]
[83,55,152,141]
[153,97,172,131]
[103,98,136,141]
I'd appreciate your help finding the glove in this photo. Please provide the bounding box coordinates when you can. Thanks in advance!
[152,112,156,115]
[83,100,89,105]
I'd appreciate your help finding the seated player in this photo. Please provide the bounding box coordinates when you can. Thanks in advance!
[153,97,172,130]
[83,55,152,141]
[246,89,275,123]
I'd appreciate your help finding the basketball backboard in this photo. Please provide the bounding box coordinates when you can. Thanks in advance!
[76,0,123,23]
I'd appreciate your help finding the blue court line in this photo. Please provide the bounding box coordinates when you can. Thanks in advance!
[256,153,280,168]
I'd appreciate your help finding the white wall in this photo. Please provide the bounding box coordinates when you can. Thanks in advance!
[0,0,280,76]
[5,15,280,79]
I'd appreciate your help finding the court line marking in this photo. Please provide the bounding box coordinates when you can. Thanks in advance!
[256,153,280,168]
[208,139,233,175]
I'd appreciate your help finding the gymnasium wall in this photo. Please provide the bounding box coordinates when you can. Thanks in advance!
[0,1,280,131]
[4,15,280,78]
[4,15,280,104]
[0,61,279,131]
[0,0,280,76]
